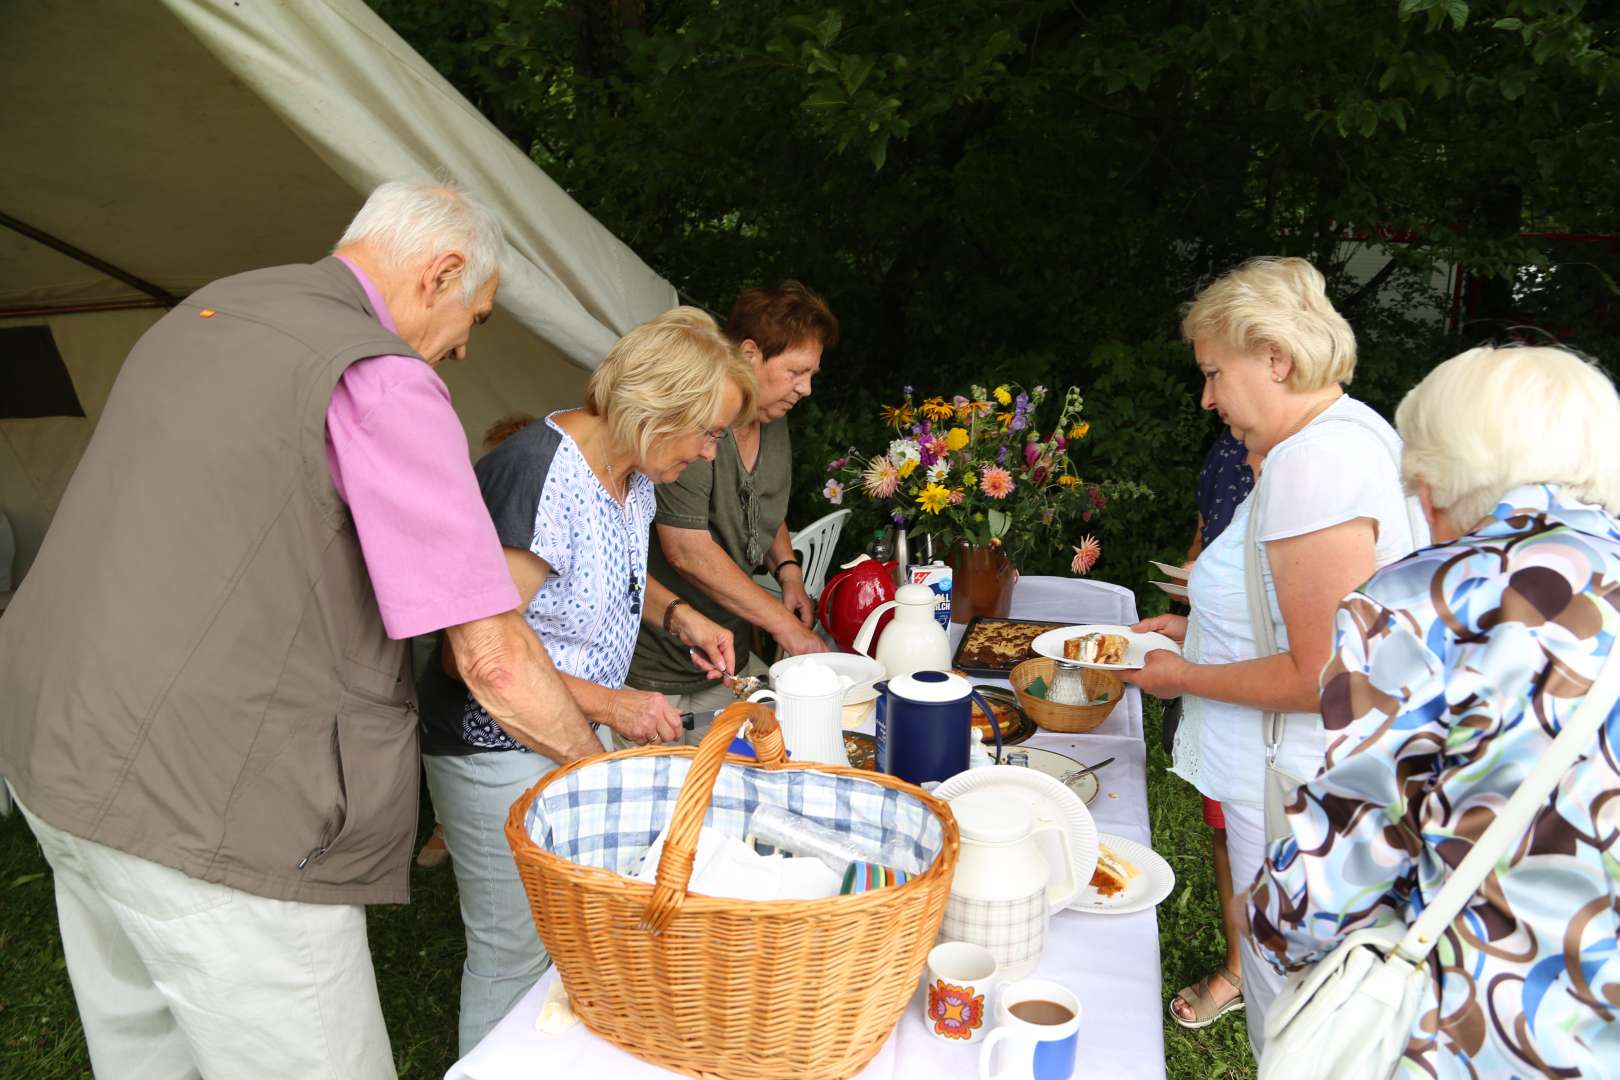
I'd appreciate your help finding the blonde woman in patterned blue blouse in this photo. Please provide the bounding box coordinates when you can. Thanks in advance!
[1248,344,1620,1077]
[417,307,756,1054]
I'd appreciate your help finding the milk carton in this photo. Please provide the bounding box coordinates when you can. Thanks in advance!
[907,563,953,628]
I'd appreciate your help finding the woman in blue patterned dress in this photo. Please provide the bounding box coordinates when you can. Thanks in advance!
[416,307,756,1054]
[1248,345,1620,1077]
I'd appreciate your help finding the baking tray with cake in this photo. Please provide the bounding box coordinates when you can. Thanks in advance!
[950,616,1072,678]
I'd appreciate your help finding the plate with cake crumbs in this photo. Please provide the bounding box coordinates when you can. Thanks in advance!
[1073,833,1175,915]
[1030,624,1181,670]
[950,617,1071,678]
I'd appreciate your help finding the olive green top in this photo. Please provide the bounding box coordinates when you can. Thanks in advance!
[628,420,792,694]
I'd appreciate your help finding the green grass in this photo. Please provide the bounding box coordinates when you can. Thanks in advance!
[1,708,1253,1079]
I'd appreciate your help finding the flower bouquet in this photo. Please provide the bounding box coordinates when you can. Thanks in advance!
[822,383,1113,618]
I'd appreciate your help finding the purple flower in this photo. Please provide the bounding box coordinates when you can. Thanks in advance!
[997,444,1009,464]
[1033,385,1047,396]
[1015,392,1030,412]
[1010,413,1028,432]
[891,509,908,524]
[902,385,914,395]
[918,442,938,467]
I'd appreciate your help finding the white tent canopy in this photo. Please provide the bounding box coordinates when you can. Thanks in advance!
[0,0,677,583]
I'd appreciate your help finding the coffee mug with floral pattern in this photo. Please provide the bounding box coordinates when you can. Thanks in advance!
[924,941,1000,1044]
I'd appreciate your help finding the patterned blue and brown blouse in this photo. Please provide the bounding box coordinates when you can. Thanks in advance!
[1248,484,1620,1078]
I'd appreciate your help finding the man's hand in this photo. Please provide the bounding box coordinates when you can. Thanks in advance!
[445,610,603,762]
[604,688,684,745]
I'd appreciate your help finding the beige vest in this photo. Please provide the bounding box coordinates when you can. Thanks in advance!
[0,258,426,905]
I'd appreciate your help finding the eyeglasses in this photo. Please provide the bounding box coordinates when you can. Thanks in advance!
[702,427,732,446]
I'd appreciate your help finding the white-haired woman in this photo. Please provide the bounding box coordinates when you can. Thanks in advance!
[416,307,755,1053]
[1122,257,1427,1051]
[1248,345,1620,1076]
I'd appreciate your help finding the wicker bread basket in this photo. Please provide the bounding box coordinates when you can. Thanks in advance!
[504,703,959,1079]
[1009,657,1124,733]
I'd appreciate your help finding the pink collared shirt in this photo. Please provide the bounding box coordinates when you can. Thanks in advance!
[324,257,519,639]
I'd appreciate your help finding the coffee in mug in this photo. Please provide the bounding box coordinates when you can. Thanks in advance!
[1008,1000,1075,1026]
[978,978,1082,1080]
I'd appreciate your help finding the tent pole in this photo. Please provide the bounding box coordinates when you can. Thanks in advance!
[0,211,180,308]
[0,299,169,319]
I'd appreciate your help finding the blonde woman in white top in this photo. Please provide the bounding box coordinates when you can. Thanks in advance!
[1122,257,1427,1055]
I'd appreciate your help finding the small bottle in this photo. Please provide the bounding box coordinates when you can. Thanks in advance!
[868,528,894,562]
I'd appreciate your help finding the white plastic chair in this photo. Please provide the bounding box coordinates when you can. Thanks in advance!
[751,508,852,602]
[792,508,851,601]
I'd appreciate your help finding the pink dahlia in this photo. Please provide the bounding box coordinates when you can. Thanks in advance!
[980,466,1015,499]
[862,456,901,498]
[1071,534,1102,575]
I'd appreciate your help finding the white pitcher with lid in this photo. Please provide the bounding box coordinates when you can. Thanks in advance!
[852,582,951,678]
[941,790,1078,979]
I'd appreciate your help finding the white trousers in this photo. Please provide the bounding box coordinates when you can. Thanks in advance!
[13,789,394,1079]
[1221,799,1287,1057]
[422,750,557,1057]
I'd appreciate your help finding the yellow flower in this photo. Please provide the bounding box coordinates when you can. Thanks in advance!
[921,397,955,421]
[962,470,978,489]
[993,385,1012,406]
[944,427,970,452]
[880,404,915,429]
[915,483,951,514]
[897,458,918,479]
[1068,421,1091,440]
[1057,474,1080,488]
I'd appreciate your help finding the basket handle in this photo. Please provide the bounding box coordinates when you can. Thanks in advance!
[638,701,786,932]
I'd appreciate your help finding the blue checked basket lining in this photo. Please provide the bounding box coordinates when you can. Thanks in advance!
[525,756,945,877]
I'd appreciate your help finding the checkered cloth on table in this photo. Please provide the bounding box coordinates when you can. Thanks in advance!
[525,756,946,877]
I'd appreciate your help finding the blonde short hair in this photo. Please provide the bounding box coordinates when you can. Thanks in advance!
[1181,257,1357,391]
[1396,345,1620,532]
[584,307,757,459]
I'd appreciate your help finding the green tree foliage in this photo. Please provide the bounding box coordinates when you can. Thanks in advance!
[374,0,1620,587]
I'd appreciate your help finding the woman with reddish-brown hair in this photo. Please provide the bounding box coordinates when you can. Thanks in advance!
[627,280,842,716]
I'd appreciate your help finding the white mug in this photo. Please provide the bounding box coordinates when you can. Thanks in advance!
[922,941,1000,1044]
[979,978,1081,1080]
[746,686,846,765]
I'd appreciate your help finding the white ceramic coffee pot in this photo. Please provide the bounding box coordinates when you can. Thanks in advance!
[941,790,1077,979]
[852,582,952,678]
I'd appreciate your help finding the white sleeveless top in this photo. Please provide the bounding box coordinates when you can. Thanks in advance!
[1173,395,1428,807]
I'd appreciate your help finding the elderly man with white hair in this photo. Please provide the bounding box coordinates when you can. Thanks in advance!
[1248,345,1620,1077]
[0,180,603,1078]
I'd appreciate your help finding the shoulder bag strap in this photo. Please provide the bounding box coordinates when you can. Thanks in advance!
[1392,644,1620,964]
[1242,466,1287,762]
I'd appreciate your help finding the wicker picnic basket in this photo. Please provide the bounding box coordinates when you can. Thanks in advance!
[1010,656,1124,733]
[505,702,960,1079]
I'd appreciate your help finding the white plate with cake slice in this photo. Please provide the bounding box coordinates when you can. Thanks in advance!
[1071,833,1175,915]
[1029,624,1181,670]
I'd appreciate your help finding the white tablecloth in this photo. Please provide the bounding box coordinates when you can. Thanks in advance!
[448,577,1165,1080]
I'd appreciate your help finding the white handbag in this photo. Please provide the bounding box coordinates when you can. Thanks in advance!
[1258,643,1620,1080]
[1242,412,1425,843]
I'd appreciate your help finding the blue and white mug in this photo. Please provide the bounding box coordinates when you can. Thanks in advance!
[978,978,1081,1080]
